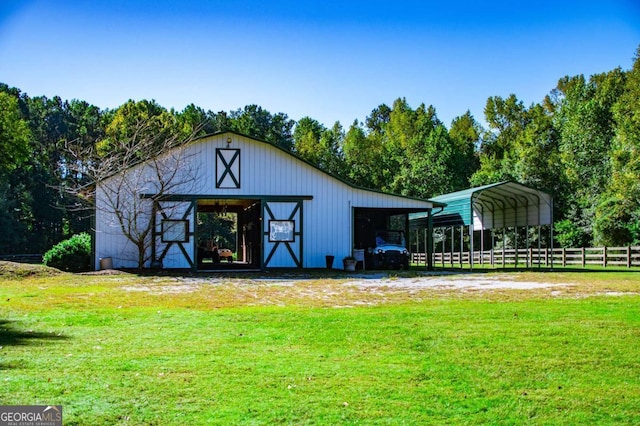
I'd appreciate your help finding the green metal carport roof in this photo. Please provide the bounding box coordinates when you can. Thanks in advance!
[411,181,553,230]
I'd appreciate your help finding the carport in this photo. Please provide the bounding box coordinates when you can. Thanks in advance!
[410,181,553,268]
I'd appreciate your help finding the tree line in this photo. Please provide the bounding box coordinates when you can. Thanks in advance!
[1,46,638,254]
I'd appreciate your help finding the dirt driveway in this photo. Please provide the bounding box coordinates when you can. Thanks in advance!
[340,272,562,291]
[118,270,595,307]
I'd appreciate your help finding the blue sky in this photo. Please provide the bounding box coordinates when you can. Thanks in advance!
[1,0,639,128]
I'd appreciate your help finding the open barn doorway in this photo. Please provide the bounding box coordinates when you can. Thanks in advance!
[196,199,261,270]
[354,208,412,270]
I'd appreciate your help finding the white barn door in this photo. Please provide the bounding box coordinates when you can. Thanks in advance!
[263,201,303,268]
[154,200,196,269]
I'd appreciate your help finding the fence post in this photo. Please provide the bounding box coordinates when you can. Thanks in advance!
[441,232,445,268]
[460,225,464,268]
[628,246,632,268]
[582,247,586,268]
[603,246,607,268]
[562,248,566,267]
[450,226,455,268]
[502,227,506,268]
[544,247,548,267]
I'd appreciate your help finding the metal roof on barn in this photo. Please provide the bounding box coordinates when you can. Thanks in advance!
[410,181,553,230]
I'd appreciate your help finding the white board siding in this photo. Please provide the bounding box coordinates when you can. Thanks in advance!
[188,134,426,205]
[94,191,154,269]
[94,132,434,269]
[93,193,196,269]
[93,143,204,269]
[94,206,139,269]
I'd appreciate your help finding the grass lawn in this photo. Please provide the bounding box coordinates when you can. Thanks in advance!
[1,263,639,425]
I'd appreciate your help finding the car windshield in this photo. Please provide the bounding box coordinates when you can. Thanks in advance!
[379,231,404,246]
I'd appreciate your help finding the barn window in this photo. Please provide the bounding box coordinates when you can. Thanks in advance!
[269,220,295,242]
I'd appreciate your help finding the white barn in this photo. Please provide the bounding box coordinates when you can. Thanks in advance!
[94,131,438,271]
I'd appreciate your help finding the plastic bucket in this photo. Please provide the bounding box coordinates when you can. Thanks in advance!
[99,257,113,270]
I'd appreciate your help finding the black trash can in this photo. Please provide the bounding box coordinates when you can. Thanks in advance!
[325,255,335,269]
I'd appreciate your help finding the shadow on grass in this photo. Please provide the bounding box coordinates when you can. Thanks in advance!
[0,319,69,369]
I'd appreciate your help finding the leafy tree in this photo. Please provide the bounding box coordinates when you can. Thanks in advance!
[506,103,564,200]
[293,116,326,164]
[27,96,103,248]
[0,89,32,253]
[176,103,213,136]
[343,120,383,188]
[386,103,431,196]
[197,212,236,252]
[291,117,347,177]
[345,99,475,198]
[0,91,31,176]
[67,100,205,268]
[229,105,294,151]
[318,121,346,177]
[554,69,626,244]
[448,111,481,189]
[0,87,102,253]
[380,99,460,198]
[554,219,590,248]
[399,123,454,198]
[365,103,392,134]
[0,181,29,253]
[471,94,528,186]
[594,48,640,245]
[371,99,415,193]
[97,99,175,156]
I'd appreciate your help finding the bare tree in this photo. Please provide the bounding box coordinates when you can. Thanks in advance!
[66,117,204,268]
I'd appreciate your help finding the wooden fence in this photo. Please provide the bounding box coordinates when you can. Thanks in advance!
[412,246,640,269]
[0,254,43,264]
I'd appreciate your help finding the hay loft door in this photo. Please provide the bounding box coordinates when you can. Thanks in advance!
[262,200,303,268]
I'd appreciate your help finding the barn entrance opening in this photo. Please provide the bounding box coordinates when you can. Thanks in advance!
[196,199,261,270]
[354,209,412,270]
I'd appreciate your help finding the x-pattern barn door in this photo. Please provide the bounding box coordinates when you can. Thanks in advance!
[263,200,303,268]
[153,200,196,269]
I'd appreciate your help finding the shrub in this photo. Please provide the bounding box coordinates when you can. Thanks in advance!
[594,196,637,246]
[43,233,92,272]
[554,219,590,248]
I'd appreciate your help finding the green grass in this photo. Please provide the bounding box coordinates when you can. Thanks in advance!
[1,263,640,424]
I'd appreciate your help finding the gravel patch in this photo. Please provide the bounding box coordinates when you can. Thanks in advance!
[343,273,563,291]
[119,272,568,295]
[120,284,201,294]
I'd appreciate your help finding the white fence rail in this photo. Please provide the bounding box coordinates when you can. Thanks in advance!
[412,246,640,268]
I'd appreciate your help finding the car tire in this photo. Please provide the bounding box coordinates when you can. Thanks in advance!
[371,256,380,270]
